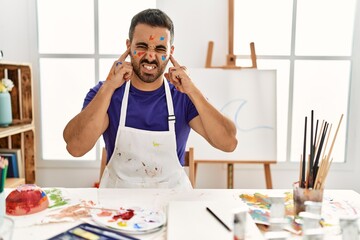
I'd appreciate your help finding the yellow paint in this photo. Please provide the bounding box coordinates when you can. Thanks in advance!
[72,228,100,240]
[118,221,127,227]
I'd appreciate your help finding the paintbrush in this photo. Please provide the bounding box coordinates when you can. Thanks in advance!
[307,111,314,188]
[301,116,307,188]
[206,207,231,232]
[313,122,328,182]
[313,114,344,189]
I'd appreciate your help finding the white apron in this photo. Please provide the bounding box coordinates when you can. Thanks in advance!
[99,81,192,189]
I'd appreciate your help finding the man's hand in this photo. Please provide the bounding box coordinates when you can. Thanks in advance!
[64,49,132,157]
[165,55,194,94]
[105,48,133,89]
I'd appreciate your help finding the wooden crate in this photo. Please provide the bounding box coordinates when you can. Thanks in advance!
[0,63,36,184]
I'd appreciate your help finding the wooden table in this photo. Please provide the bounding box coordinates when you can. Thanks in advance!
[3,188,360,240]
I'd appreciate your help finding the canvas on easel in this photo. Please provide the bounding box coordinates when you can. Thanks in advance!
[186,68,277,161]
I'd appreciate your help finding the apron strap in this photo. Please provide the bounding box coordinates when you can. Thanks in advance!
[119,81,131,127]
[164,81,176,132]
[119,81,176,132]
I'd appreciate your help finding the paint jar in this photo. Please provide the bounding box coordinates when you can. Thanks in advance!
[302,228,324,240]
[269,217,290,231]
[299,212,321,230]
[0,191,5,224]
[0,216,14,240]
[339,215,360,240]
[264,230,291,240]
[304,201,322,215]
[293,182,324,216]
[233,208,247,240]
[269,194,285,219]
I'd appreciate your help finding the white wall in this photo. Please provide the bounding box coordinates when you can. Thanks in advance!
[157,0,228,68]
[1,0,360,191]
[0,0,35,63]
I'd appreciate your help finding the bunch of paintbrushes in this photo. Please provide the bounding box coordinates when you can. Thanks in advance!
[1,156,9,193]
[299,111,344,190]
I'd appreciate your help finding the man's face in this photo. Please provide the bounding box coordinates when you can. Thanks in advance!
[127,23,173,83]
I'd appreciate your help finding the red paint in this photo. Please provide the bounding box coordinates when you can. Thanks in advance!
[137,52,145,57]
[97,210,112,217]
[149,35,155,41]
[113,209,135,220]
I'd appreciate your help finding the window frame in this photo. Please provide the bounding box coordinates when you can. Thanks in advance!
[232,0,358,171]
[35,0,155,168]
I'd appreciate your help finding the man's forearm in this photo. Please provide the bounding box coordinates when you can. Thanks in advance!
[189,87,238,152]
[63,84,115,156]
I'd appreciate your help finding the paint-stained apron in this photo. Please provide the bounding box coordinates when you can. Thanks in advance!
[99,81,192,189]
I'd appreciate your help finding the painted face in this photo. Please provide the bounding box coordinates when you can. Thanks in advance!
[129,24,173,83]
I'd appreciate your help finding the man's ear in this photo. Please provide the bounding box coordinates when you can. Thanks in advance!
[170,45,174,55]
[126,39,131,49]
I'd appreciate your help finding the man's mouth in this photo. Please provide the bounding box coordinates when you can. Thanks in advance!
[141,63,157,73]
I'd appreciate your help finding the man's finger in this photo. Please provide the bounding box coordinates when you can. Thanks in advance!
[118,47,131,63]
[169,55,181,67]
[164,73,170,82]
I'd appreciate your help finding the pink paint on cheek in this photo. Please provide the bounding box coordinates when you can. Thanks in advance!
[137,51,145,57]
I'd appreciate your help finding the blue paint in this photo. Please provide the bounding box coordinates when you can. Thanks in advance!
[161,55,166,61]
[160,36,165,41]
[133,223,142,229]
[220,99,273,132]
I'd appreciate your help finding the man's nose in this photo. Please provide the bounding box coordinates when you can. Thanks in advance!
[145,50,157,61]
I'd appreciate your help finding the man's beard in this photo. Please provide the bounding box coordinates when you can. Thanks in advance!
[131,57,167,83]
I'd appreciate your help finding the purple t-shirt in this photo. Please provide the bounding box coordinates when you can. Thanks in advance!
[82,81,199,165]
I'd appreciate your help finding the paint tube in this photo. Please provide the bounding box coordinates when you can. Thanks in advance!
[233,209,247,240]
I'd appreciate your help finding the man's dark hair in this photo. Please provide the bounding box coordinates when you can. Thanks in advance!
[129,9,174,45]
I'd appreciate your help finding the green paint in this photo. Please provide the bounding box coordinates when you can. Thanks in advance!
[45,188,69,208]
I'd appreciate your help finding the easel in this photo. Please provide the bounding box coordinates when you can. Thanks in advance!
[205,0,257,69]
[192,0,276,189]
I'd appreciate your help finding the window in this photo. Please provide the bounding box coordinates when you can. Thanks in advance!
[37,0,156,163]
[234,0,356,163]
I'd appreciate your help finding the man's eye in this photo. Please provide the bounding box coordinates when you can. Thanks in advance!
[156,48,167,52]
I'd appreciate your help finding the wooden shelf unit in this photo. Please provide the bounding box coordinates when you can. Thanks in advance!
[0,62,36,186]
[4,178,26,188]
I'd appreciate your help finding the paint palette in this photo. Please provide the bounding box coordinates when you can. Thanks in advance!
[91,206,166,234]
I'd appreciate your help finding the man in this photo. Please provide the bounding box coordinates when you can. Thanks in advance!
[63,9,237,189]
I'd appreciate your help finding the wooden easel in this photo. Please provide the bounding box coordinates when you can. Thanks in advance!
[192,0,276,189]
[205,41,257,69]
[205,0,257,69]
